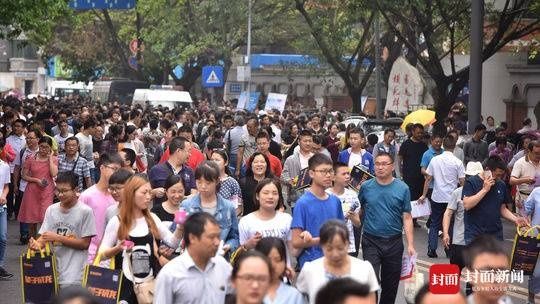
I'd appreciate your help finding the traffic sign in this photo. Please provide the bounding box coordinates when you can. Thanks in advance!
[202,66,224,88]
[69,0,136,10]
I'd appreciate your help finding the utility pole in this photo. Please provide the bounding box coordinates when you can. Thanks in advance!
[468,0,484,133]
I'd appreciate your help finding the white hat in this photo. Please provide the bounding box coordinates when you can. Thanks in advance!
[465,161,483,176]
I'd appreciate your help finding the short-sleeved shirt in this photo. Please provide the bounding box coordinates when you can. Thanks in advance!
[326,188,360,253]
[218,176,242,208]
[511,156,540,195]
[420,146,443,188]
[40,202,96,285]
[462,175,508,244]
[14,147,38,191]
[148,162,195,203]
[358,178,411,237]
[238,134,257,164]
[6,134,25,172]
[79,185,116,263]
[0,160,10,210]
[57,153,91,190]
[291,191,345,268]
[399,139,428,181]
[239,212,292,245]
[447,187,465,245]
[426,152,465,203]
[75,133,94,169]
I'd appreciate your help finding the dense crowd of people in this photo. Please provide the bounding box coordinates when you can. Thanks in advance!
[0,93,538,304]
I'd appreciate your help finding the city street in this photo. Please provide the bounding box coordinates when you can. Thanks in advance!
[1,215,530,303]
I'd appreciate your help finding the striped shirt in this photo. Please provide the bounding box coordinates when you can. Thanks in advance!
[58,153,91,189]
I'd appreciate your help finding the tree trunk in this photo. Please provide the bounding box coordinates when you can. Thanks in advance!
[349,87,363,114]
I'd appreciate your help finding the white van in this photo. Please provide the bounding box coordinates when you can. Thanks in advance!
[132,89,193,109]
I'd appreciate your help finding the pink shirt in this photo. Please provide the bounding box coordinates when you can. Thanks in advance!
[80,185,116,263]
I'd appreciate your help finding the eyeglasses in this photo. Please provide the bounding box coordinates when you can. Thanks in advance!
[55,188,74,195]
[109,186,124,193]
[375,162,393,167]
[312,169,334,175]
[235,274,270,284]
[103,164,120,172]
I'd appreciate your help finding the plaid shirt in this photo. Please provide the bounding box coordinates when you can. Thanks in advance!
[58,153,91,189]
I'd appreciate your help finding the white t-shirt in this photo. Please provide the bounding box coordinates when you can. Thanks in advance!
[75,133,94,169]
[40,202,96,285]
[299,152,312,170]
[326,188,359,253]
[348,151,363,169]
[426,151,465,203]
[0,161,9,209]
[100,213,178,282]
[238,211,292,245]
[296,257,380,304]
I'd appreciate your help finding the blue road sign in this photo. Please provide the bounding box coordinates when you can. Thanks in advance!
[69,0,136,10]
[202,66,224,88]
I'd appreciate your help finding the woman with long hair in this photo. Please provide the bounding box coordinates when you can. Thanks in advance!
[119,125,147,172]
[182,160,240,256]
[239,152,274,215]
[211,149,243,215]
[18,136,58,238]
[255,237,304,304]
[99,175,183,303]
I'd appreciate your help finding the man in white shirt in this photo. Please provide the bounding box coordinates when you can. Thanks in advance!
[154,212,232,304]
[419,135,465,258]
[5,119,25,219]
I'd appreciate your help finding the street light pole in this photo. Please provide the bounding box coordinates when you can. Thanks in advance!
[468,0,484,133]
[246,0,252,101]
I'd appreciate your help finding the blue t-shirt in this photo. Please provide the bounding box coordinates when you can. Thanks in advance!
[420,146,443,189]
[358,178,411,237]
[462,175,508,244]
[291,190,344,268]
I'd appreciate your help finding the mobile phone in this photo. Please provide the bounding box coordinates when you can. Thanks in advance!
[484,170,492,179]
[349,203,359,213]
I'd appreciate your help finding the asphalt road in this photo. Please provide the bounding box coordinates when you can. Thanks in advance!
[0,217,531,304]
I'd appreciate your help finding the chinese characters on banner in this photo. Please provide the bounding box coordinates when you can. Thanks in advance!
[385,57,426,115]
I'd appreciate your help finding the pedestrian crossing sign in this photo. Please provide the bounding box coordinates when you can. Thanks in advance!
[202,66,224,87]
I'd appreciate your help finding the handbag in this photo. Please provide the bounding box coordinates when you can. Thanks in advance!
[20,243,58,304]
[510,225,540,275]
[83,253,124,304]
[127,251,155,304]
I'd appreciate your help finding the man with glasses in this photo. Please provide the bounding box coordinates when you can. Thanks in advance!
[5,119,25,220]
[79,152,122,263]
[29,171,95,289]
[13,128,41,245]
[57,137,92,191]
[359,152,415,304]
[149,136,197,205]
[291,153,345,269]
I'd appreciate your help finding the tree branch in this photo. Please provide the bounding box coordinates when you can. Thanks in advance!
[346,12,375,73]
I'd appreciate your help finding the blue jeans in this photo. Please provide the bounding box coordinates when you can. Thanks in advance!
[0,207,6,267]
[428,201,448,252]
[228,154,238,176]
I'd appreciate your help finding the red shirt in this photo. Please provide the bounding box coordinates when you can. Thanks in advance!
[266,153,283,177]
[159,146,205,171]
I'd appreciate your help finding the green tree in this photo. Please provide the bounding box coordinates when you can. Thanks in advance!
[375,0,540,128]
[294,0,376,113]
[0,0,68,44]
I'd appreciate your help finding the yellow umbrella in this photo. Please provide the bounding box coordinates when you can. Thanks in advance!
[401,109,436,131]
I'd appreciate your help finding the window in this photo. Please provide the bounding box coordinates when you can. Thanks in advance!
[229,83,242,93]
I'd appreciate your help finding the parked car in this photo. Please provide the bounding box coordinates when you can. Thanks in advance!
[362,118,407,145]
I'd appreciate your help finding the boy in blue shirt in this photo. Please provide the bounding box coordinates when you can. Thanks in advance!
[291,153,344,269]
